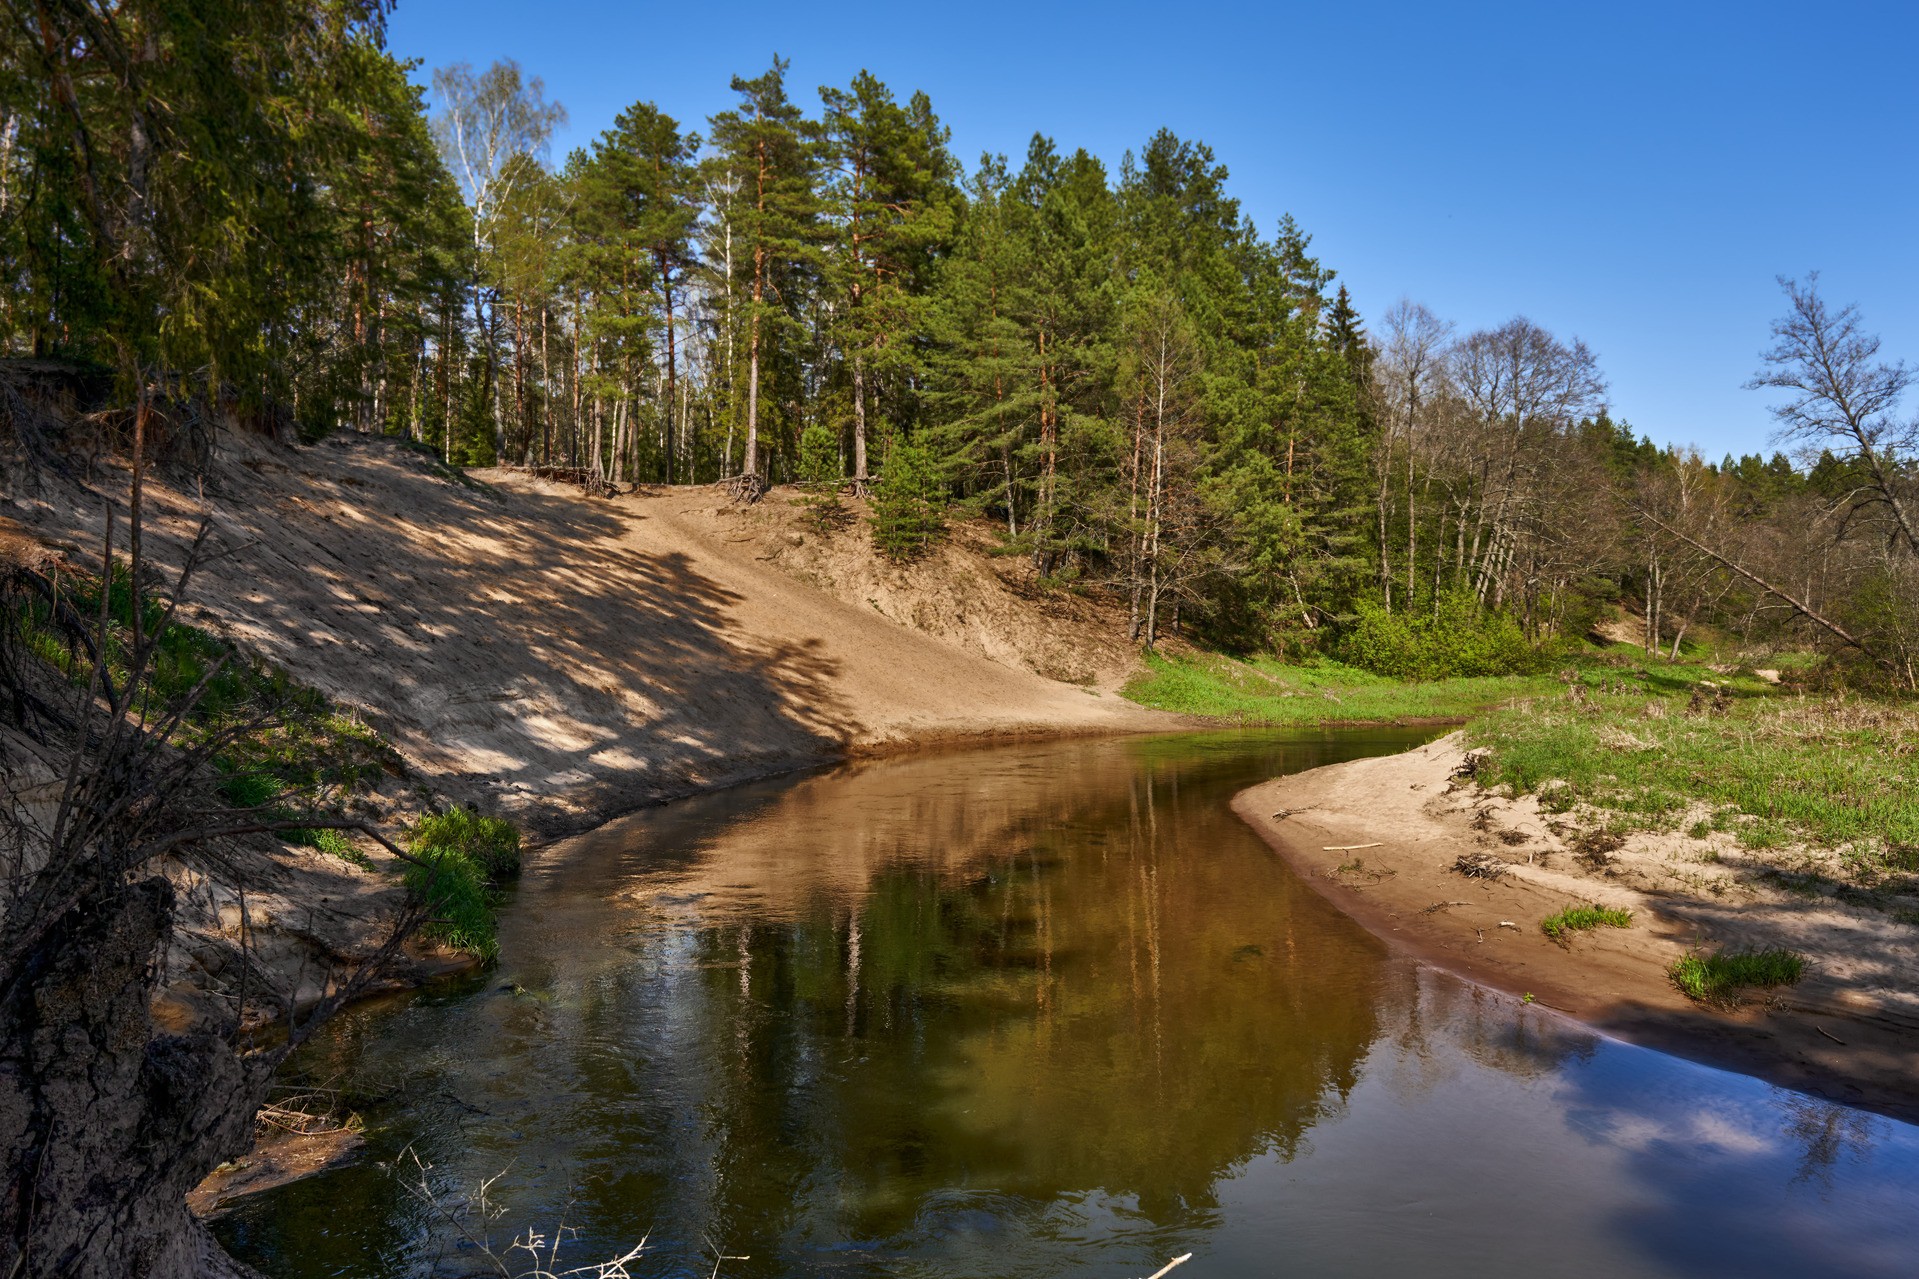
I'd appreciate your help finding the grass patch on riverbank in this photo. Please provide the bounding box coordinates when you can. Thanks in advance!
[1469,689,1919,856]
[1670,948,1806,1005]
[1121,651,1555,726]
[1540,903,1632,942]
[17,558,398,836]
[404,808,522,960]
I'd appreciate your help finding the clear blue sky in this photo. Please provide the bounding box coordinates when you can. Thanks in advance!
[386,0,1917,460]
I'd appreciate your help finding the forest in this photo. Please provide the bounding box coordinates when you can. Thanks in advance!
[4,0,1915,685]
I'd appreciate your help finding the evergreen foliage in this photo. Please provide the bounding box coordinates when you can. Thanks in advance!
[869,438,948,561]
[3,26,1911,678]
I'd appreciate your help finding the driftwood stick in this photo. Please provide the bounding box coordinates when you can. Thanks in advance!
[1144,1255,1194,1279]
[1323,842,1382,851]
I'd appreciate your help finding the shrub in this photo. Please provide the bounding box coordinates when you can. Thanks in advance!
[403,847,497,960]
[868,437,947,562]
[402,807,521,961]
[1669,948,1806,1004]
[1338,590,1543,680]
[1539,903,1632,942]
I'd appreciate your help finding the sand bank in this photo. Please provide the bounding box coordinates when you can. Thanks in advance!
[1234,732,1919,1123]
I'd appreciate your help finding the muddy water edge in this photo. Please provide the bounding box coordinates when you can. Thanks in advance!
[214,729,1919,1278]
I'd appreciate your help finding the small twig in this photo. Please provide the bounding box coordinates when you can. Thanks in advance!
[1144,1255,1194,1279]
[1814,1023,1848,1046]
[1323,842,1382,851]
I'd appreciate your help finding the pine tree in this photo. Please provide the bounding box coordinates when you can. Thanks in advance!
[706,58,819,484]
[869,436,948,560]
[576,101,700,480]
[819,71,959,482]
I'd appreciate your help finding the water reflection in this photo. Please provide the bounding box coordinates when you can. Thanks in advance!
[216,731,1919,1278]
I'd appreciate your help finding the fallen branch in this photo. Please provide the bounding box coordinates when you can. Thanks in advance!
[1634,508,1893,673]
[1143,1255,1194,1279]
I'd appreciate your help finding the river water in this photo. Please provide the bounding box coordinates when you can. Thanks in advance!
[217,729,1919,1278]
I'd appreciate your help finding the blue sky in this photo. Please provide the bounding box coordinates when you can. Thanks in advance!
[386,0,1917,460]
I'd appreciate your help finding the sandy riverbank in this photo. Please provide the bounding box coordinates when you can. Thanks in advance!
[7,427,1179,1107]
[1233,732,1919,1124]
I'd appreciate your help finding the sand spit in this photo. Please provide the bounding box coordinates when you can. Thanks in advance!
[1234,732,1919,1123]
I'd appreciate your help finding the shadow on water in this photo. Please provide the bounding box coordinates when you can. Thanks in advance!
[214,729,1919,1279]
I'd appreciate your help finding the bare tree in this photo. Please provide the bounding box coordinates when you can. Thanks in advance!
[1749,274,1918,558]
[1448,317,1607,608]
[431,61,567,462]
[1372,300,1454,611]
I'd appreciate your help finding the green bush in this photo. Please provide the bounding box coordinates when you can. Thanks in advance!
[402,807,522,961]
[868,437,947,562]
[403,847,498,960]
[1338,590,1544,680]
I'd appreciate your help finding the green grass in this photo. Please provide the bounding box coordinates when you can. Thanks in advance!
[403,808,523,960]
[1540,903,1633,942]
[1669,948,1807,1004]
[1121,650,1557,726]
[20,559,397,836]
[1469,683,1919,856]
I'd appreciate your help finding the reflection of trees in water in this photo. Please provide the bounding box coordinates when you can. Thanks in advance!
[225,731,1456,1275]
[660,743,1399,1247]
[1777,1092,1879,1188]
[1372,965,1598,1106]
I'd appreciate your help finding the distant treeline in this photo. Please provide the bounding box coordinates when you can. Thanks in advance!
[3,4,1913,676]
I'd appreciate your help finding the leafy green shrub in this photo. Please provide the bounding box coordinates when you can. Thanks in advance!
[1539,903,1632,942]
[868,437,947,562]
[1669,948,1806,1004]
[1338,590,1544,680]
[404,848,497,960]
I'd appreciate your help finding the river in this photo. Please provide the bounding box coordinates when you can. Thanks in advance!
[216,729,1919,1277]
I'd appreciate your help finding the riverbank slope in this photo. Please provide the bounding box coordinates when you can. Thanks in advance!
[11,434,1171,841]
[6,431,1174,1049]
[1234,733,1919,1123]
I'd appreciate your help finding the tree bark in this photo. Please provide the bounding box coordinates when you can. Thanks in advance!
[1,879,268,1278]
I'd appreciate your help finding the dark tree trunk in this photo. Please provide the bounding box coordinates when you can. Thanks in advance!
[1,878,267,1278]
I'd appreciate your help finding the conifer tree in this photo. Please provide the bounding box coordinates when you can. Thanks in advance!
[706,58,819,483]
[820,72,958,482]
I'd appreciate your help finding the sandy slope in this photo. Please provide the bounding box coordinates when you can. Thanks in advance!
[8,431,1173,1044]
[14,434,1171,840]
[1234,733,1919,1122]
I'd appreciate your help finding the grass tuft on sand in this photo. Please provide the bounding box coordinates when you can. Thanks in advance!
[1669,948,1807,1005]
[1540,903,1632,942]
